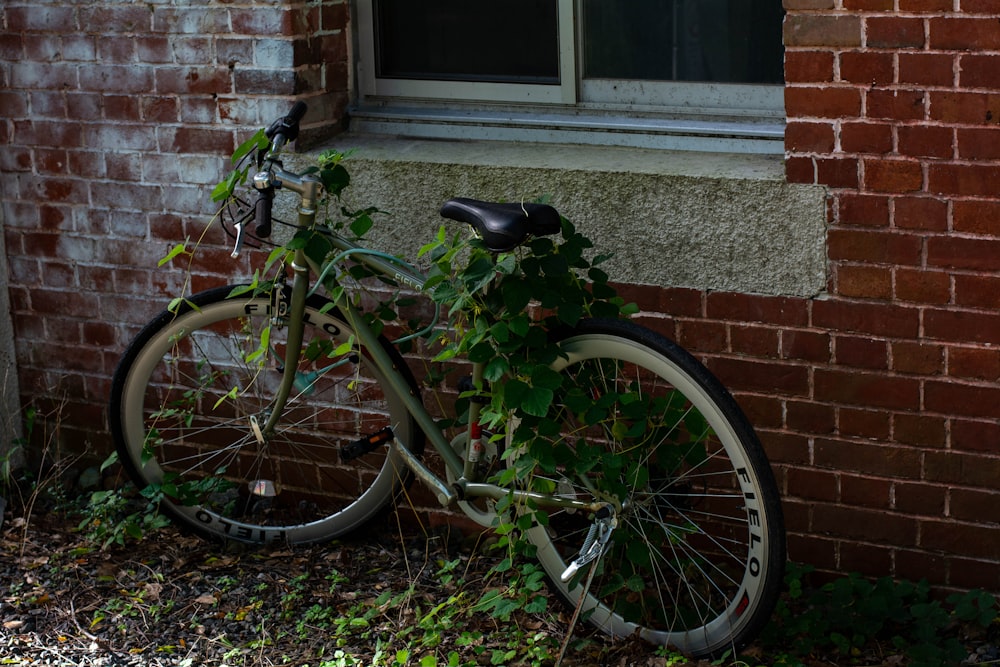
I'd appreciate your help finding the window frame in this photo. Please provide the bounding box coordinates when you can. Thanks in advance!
[352,0,785,152]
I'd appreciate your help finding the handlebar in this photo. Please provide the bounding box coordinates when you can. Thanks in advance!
[247,102,309,243]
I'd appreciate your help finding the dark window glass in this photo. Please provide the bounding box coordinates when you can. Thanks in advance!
[374,0,560,84]
[582,0,784,84]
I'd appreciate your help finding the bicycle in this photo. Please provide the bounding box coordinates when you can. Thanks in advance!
[108,103,785,658]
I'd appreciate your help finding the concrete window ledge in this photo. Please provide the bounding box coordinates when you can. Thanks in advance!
[291,136,828,298]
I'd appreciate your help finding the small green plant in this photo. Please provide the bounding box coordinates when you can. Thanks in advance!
[760,563,999,667]
[77,477,171,549]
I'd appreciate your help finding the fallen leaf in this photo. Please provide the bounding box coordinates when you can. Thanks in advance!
[194,593,217,605]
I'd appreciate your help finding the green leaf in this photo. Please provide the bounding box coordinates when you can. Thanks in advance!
[520,386,553,417]
[158,241,189,267]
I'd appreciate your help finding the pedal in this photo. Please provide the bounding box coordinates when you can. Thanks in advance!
[342,427,394,461]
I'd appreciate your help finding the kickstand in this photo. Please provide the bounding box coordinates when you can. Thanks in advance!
[555,504,617,667]
[555,553,602,667]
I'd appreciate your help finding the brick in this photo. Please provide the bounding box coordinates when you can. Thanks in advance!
[816,438,923,478]
[894,413,947,448]
[706,292,809,327]
[866,16,926,49]
[839,407,891,440]
[949,346,1000,382]
[155,66,233,95]
[786,86,863,119]
[837,192,891,227]
[840,121,893,155]
[786,400,836,435]
[78,64,155,94]
[866,89,926,121]
[951,488,1000,524]
[96,36,136,64]
[952,418,1000,453]
[929,17,1000,50]
[706,357,810,395]
[960,55,1000,90]
[845,0,893,9]
[840,542,893,579]
[104,94,140,122]
[677,319,727,354]
[786,467,838,503]
[785,121,835,153]
[828,228,922,265]
[926,308,1000,345]
[957,128,1000,160]
[784,50,835,83]
[234,68,297,95]
[813,297,920,338]
[781,328,831,362]
[894,481,946,516]
[922,521,1000,561]
[135,36,172,64]
[614,284,702,318]
[836,263,892,299]
[927,236,1000,272]
[814,367,921,410]
[930,91,1000,125]
[230,7,295,35]
[955,274,1000,309]
[840,51,894,85]
[949,558,1000,592]
[893,195,948,232]
[28,91,66,119]
[159,127,236,155]
[896,125,953,159]
[929,163,1000,197]
[898,52,956,87]
[5,6,78,32]
[891,340,944,375]
[953,199,1000,235]
[730,324,779,356]
[816,156,861,189]
[925,379,1000,419]
[10,61,78,91]
[834,334,889,370]
[737,394,783,430]
[784,14,862,47]
[784,155,815,183]
[20,176,89,205]
[152,7,231,35]
[840,474,891,509]
[812,503,918,544]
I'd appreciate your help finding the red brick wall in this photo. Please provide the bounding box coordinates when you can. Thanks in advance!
[774,1,1000,589]
[0,1,348,457]
[4,0,1000,592]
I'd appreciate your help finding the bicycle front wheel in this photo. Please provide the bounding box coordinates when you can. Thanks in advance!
[524,319,784,658]
[109,285,424,545]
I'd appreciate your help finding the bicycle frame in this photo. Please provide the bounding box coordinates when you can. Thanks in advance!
[252,166,606,516]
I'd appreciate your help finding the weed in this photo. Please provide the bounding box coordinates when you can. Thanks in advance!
[759,563,999,667]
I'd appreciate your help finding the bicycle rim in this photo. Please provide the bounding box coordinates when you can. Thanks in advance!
[524,319,784,657]
[110,286,423,545]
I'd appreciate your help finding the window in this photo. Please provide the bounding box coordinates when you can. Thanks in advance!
[354,0,785,152]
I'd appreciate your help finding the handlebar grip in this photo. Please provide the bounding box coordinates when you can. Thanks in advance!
[265,102,309,143]
[255,189,274,238]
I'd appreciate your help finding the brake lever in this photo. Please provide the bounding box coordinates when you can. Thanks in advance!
[231,219,247,258]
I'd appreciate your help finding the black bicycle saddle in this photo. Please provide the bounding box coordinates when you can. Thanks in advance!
[439,197,562,252]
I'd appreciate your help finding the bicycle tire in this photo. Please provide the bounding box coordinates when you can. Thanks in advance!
[109,285,424,545]
[522,318,784,657]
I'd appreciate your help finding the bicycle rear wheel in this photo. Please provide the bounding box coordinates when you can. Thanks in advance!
[523,318,784,657]
[109,285,424,545]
